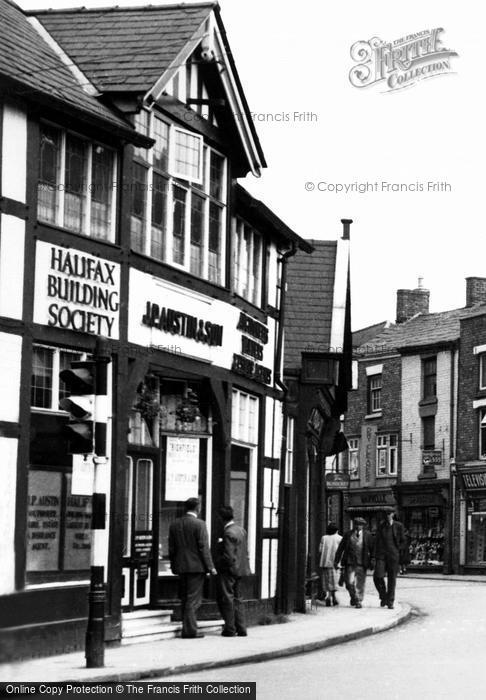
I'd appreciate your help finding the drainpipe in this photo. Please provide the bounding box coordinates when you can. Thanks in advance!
[274,242,297,393]
[448,347,457,573]
[274,242,297,614]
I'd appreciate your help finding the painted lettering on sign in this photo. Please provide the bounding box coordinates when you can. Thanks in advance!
[237,312,268,344]
[142,302,223,347]
[463,472,486,489]
[232,353,272,385]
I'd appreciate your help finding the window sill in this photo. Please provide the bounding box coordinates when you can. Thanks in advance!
[418,471,438,480]
[376,474,397,479]
[365,411,382,420]
[419,397,438,407]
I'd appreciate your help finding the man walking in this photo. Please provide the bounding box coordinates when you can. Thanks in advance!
[334,517,374,608]
[169,497,216,638]
[373,507,405,609]
[213,505,251,637]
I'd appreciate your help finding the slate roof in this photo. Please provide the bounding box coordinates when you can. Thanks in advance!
[357,303,486,356]
[0,0,136,134]
[285,240,338,370]
[352,321,389,350]
[31,3,214,93]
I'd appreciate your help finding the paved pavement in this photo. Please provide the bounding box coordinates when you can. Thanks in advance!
[1,593,410,683]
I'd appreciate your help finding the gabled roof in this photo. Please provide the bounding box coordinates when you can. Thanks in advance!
[285,240,339,370]
[357,303,486,356]
[0,0,142,139]
[31,3,214,93]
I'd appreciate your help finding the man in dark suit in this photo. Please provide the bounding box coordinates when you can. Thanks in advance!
[373,507,406,609]
[169,497,216,638]
[334,517,374,608]
[213,505,251,637]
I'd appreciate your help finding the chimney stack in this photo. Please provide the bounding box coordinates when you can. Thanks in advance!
[466,277,486,307]
[396,277,430,324]
[341,219,352,240]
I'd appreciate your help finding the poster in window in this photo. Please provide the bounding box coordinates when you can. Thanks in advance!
[26,470,62,572]
[64,474,92,570]
[165,437,199,501]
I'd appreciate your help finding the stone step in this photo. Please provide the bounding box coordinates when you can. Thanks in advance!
[120,619,224,645]
[122,609,173,622]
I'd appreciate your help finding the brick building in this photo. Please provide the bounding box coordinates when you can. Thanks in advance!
[454,280,486,573]
[344,279,486,572]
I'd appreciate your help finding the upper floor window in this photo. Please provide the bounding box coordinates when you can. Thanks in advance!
[423,357,437,399]
[31,345,83,410]
[479,354,486,390]
[479,408,486,460]
[368,374,382,413]
[422,415,435,450]
[233,219,263,306]
[38,124,116,241]
[131,111,226,285]
[376,434,397,477]
[348,438,360,479]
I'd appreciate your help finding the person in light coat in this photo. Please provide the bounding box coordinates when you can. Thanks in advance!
[319,524,342,606]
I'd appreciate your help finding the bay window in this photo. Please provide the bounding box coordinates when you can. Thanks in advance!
[38,123,116,241]
[131,110,226,284]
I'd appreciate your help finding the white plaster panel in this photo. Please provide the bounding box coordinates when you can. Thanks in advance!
[128,269,276,376]
[0,214,25,319]
[1,102,27,203]
[0,332,22,422]
[0,437,18,594]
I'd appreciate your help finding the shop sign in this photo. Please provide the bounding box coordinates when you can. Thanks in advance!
[234,312,271,385]
[349,490,395,507]
[460,470,486,491]
[142,302,223,347]
[165,437,199,501]
[401,493,442,507]
[26,471,62,571]
[325,472,350,490]
[422,450,442,467]
[34,242,120,339]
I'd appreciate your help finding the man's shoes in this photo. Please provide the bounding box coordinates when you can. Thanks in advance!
[332,597,339,606]
[325,598,331,607]
[380,600,387,607]
[350,599,357,607]
[387,603,394,609]
[181,632,204,638]
[221,630,237,637]
[355,602,362,608]
[237,631,248,637]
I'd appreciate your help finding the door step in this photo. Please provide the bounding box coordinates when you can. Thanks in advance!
[121,609,224,645]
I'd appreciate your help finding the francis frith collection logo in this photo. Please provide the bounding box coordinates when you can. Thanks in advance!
[349,28,458,92]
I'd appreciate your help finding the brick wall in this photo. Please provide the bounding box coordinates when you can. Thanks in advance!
[401,350,454,481]
[457,312,486,463]
[344,354,401,486]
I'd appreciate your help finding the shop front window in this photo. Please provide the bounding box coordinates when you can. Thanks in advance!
[466,498,486,565]
[404,506,444,567]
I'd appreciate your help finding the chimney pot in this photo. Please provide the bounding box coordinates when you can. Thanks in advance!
[341,219,353,240]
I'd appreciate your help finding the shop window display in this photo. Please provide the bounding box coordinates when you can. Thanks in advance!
[466,498,486,565]
[404,507,444,567]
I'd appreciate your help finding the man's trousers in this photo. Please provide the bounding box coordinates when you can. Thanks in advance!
[179,572,205,637]
[373,556,399,604]
[344,565,367,604]
[216,572,247,635]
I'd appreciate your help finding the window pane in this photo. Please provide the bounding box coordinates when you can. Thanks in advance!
[174,130,201,181]
[153,118,169,171]
[151,173,167,260]
[172,185,186,265]
[208,202,221,284]
[31,346,54,408]
[190,193,204,276]
[131,163,148,253]
[90,145,113,240]
[480,409,486,459]
[135,459,152,531]
[241,226,251,298]
[59,351,82,407]
[233,223,241,293]
[252,233,262,305]
[209,151,224,200]
[134,110,149,161]
[38,125,61,224]
[63,474,92,570]
[64,134,87,233]
[423,358,437,398]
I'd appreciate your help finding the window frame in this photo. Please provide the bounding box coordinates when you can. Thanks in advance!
[479,354,486,391]
[31,344,85,412]
[348,437,360,479]
[368,374,382,413]
[131,110,227,285]
[422,356,437,400]
[38,121,117,242]
[479,408,486,460]
[422,415,436,451]
[233,217,264,307]
[376,434,398,477]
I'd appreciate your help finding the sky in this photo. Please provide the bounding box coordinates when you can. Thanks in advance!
[18,0,486,330]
